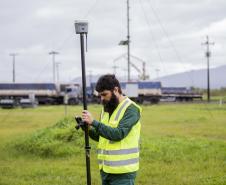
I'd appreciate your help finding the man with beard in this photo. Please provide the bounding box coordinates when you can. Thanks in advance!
[81,74,141,185]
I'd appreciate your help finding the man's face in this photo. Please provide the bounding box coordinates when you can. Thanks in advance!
[99,90,112,105]
[99,89,119,114]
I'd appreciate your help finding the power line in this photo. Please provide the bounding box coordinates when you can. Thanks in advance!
[112,61,119,75]
[146,0,202,83]
[83,0,101,18]
[55,31,75,51]
[138,0,167,77]
[55,0,102,51]
[13,0,102,83]
[141,0,199,83]
[142,0,215,118]
[32,61,52,82]
[3,0,102,85]
[146,0,184,63]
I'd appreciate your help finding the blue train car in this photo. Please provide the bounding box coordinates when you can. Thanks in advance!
[90,81,162,104]
[161,87,202,101]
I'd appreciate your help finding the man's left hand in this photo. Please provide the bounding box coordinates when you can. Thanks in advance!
[82,110,94,125]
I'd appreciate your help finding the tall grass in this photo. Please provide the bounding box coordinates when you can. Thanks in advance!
[8,117,85,158]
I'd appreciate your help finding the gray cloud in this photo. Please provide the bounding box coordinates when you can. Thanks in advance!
[0,0,225,82]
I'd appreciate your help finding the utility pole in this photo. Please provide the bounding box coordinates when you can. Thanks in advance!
[49,51,59,83]
[9,53,18,83]
[202,36,214,102]
[118,0,131,81]
[127,0,131,82]
[56,62,61,84]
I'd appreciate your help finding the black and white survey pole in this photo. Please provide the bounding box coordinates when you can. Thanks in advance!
[74,21,91,185]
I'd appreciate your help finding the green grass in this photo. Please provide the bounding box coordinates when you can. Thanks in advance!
[8,117,85,158]
[0,104,225,185]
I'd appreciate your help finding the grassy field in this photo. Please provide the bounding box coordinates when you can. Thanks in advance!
[0,103,225,185]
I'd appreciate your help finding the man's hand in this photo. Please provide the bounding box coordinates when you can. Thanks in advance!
[82,110,94,126]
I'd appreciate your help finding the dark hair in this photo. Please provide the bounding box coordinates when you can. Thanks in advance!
[95,74,122,94]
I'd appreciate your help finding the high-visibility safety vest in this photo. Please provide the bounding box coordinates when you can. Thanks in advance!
[97,97,141,174]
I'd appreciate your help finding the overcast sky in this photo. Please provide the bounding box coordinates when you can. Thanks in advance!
[0,0,226,83]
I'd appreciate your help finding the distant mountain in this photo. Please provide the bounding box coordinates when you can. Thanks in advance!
[154,65,226,89]
[72,65,226,89]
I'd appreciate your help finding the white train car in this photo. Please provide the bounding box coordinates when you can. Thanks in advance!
[121,81,162,104]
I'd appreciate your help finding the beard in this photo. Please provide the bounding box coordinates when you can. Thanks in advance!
[102,92,119,116]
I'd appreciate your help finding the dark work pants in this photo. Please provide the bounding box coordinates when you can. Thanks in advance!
[100,170,136,185]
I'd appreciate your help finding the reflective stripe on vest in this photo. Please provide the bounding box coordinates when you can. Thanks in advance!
[100,109,104,120]
[109,99,131,144]
[114,99,130,121]
[98,158,139,167]
[97,147,139,155]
